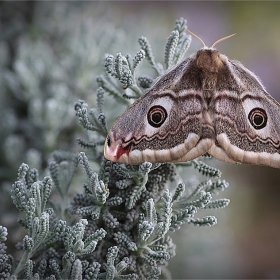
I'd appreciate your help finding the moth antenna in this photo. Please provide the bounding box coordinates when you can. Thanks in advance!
[186,28,206,48]
[211,33,236,48]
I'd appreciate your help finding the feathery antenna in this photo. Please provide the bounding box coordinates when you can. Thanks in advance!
[211,33,236,48]
[186,29,206,48]
[186,28,236,48]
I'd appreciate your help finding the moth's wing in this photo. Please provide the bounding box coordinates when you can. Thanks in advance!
[209,59,280,168]
[104,56,212,165]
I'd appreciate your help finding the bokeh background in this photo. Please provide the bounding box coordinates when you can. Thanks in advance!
[1,1,280,279]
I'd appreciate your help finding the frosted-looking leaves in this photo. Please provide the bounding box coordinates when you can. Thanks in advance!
[103,246,138,280]
[0,226,8,242]
[64,219,106,255]
[3,16,231,280]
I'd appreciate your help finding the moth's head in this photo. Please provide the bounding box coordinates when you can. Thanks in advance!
[186,29,236,73]
[196,49,223,73]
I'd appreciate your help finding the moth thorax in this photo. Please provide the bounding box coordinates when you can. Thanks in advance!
[201,72,218,92]
[196,49,223,73]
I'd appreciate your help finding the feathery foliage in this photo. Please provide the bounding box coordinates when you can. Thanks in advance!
[0,9,230,279]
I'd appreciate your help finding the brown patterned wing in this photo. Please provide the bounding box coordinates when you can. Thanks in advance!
[104,56,213,164]
[209,60,280,168]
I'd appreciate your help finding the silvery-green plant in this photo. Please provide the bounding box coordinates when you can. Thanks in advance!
[0,2,126,185]
[0,16,230,279]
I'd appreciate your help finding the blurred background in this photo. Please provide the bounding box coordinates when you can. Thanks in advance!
[1,1,280,278]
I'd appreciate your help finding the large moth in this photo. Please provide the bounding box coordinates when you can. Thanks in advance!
[104,30,280,168]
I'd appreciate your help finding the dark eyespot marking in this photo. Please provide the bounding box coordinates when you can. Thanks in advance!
[248,108,267,129]
[107,135,111,147]
[147,105,167,128]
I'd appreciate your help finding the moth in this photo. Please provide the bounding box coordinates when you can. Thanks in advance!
[104,30,280,168]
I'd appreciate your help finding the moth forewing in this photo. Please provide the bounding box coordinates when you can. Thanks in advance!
[104,43,280,168]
